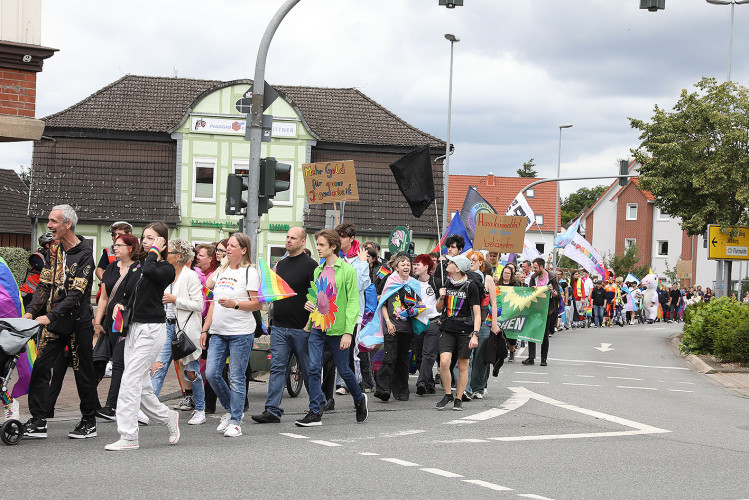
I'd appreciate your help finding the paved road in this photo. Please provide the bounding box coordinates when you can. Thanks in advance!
[4,322,748,499]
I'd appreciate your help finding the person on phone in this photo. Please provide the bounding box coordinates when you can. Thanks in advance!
[522,258,560,367]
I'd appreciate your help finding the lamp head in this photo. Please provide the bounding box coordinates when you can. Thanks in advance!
[445,34,460,42]
[559,124,573,129]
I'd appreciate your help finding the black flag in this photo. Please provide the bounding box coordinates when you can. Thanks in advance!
[389,145,435,218]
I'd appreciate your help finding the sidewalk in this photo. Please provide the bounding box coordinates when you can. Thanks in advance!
[668,333,749,399]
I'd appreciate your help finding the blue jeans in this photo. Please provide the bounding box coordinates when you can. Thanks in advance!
[150,321,175,397]
[265,326,310,418]
[469,324,491,394]
[593,305,605,327]
[184,359,205,411]
[205,334,253,424]
[307,329,363,415]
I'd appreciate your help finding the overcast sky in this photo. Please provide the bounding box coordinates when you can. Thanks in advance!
[3,0,747,199]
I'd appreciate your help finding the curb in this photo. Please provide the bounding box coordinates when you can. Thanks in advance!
[667,333,715,374]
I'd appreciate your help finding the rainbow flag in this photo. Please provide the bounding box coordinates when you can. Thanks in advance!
[113,308,124,333]
[202,286,214,300]
[0,256,22,318]
[10,337,36,399]
[256,258,297,303]
[376,265,392,280]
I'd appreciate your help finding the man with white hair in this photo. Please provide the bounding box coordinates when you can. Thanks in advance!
[23,204,100,439]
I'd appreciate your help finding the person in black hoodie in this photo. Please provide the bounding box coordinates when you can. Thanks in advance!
[105,222,179,451]
[23,204,100,439]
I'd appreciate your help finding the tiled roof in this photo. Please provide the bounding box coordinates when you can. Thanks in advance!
[0,169,30,234]
[29,139,179,222]
[447,174,560,231]
[42,76,445,147]
[630,178,655,200]
[583,175,653,221]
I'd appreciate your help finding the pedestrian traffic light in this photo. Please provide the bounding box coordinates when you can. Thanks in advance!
[225,173,248,215]
[618,159,630,187]
[258,157,291,216]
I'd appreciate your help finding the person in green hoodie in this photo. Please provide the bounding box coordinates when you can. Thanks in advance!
[295,229,368,427]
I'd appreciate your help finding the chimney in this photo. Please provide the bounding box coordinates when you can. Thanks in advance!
[487,172,494,186]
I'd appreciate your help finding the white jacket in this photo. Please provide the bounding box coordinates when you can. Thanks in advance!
[172,266,204,364]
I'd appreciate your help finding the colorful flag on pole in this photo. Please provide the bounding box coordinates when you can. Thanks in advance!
[554,216,581,249]
[506,192,536,231]
[493,286,550,343]
[376,265,392,280]
[202,286,214,300]
[0,256,23,318]
[432,210,473,254]
[460,187,497,240]
[625,272,640,285]
[561,233,608,279]
[256,258,297,303]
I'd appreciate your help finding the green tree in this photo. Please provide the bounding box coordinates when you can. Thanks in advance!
[18,165,31,187]
[629,77,749,236]
[517,158,537,178]
[603,243,650,281]
[560,185,607,226]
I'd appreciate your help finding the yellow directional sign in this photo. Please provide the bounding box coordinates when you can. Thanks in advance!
[707,225,749,260]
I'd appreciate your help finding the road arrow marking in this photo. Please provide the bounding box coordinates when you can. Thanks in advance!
[594,343,615,352]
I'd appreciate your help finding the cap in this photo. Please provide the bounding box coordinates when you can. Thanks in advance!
[447,254,471,273]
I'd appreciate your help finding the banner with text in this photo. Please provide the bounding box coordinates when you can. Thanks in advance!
[302,160,359,204]
[492,286,550,343]
[473,214,526,253]
[561,233,608,279]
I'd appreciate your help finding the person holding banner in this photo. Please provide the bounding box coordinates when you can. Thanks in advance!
[496,265,521,362]
[435,255,481,411]
[522,258,560,367]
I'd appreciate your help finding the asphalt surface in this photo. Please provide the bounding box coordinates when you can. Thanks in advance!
[4,322,748,499]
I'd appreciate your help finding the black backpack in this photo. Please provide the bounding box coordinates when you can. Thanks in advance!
[466,270,487,303]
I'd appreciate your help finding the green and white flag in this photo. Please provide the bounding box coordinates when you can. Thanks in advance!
[491,286,550,343]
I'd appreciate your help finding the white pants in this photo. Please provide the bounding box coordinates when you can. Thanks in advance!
[116,322,170,440]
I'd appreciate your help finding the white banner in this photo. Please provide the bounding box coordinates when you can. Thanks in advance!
[506,193,536,231]
[190,116,297,137]
[562,233,608,279]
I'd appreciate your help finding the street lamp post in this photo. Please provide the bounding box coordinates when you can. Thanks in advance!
[553,124,573,270]
[442,34,459,232]
[706,0,749,81]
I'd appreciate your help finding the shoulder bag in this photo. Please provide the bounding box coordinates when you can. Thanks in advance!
[171,310,198,361]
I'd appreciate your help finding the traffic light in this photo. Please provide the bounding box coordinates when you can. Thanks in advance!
[618,159,630,187]
[258,157,291,216]
[225,173,248,215]
[639,0,664,11]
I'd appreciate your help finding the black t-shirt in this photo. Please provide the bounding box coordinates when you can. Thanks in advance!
[441,278,480,333]
[669,289,682,305]
[102,261,137,331]
[384,287,419,333]
[121,252,175,324]
[97,247,115,270]
[272,252,319,329]
[591,287,606,306]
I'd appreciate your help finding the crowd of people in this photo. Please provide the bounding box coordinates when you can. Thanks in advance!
[17,204,740,450]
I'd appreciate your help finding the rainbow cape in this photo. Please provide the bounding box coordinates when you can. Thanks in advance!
[256,258,297,303]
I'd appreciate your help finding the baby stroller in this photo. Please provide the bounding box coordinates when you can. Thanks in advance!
[1,318,42,445]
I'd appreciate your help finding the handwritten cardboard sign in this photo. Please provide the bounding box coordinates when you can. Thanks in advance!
[302,160,359,204]
[676,260,692,279]
[473,214,526,253]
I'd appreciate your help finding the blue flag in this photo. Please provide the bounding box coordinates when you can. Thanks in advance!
[433,210,473,255]
[554,216,581,249]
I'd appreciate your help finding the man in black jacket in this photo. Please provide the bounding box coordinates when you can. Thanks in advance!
[23,204,100,439]
[523,258,560,367]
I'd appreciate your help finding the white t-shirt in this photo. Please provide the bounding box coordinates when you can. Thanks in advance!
[419,279,440,320]
[210,265,260,336]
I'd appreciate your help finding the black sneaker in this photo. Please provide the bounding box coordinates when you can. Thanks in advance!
[453,398,464,411]
[373,391,390,402]
[522,358,535,365]
[416,383,426,396]
[23,417,47,439]
[176,395,195,411]
[68,419,97,439]
[323,398,335,412]
[96,406,116,421]
[251,411,281,424]
[355,394,368,423]
[295,411,322,427]
[435,393,454,410]
[426,386,436,395]
[461,393,472,402]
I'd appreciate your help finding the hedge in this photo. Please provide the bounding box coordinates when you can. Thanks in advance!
[0,247,31,287]
[681,297,749,363]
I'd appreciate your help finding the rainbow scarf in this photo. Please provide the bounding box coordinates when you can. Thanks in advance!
[256,257,297,303]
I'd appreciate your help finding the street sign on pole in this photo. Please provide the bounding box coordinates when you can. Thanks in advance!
[707,225,749,260]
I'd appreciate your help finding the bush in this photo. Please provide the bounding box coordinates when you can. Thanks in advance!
[0,247,31,287]
[681,297,749,363]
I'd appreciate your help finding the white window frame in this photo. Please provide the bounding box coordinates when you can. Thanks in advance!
[266,244,288,268]
[525,188,535,198]
[83,235,98,261]
[626,203,638,221]
[656,240,669,257]
[624,238,636,250]
[535,242,545,255]
[535,214,544,226]
[193,157,217,203]
[657,207,670,220]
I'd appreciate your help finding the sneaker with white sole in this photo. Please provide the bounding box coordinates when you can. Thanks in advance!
[472,391,484,399]
[294,411,322,427]
[68,419,97,439]
[105,438,139,451]
[176,395,195,412]
[166,410,180,445]
[224,424,242,437]
[23,417,47,438]
[216,412,232,432]
[335,386,348,395]
[188,410,206,425]
[354,393,368,423]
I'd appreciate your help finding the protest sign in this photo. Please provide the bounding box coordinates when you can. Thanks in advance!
[473,214,526,253]
[302,160,359,204]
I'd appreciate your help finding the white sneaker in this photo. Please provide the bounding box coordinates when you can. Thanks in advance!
[188,410,206,425]
[216,412,232,432]
[472,391,484,399]
[105,438,139,451]
[224,424,242,437]
[166,410,180,445]
[104,360,113,378]
[138,409,149,426]
[335,387,348,395]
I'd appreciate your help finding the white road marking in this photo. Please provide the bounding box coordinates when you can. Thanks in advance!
[380,429,426,438]
[359,452,379,456]
[310,440,342,447]
[608,376,642,381]
[517,494,554,499]
[617,386,658,391]
[436,438,491,443]
[547,358,688,370]
[678,381,695,385]
[512,380,550,384]
[576,375,596,378]
[563,382,601,387]
[446,390,531,425]
[668,389,694,393]
[594,343,615,352]
[420,468,464,478]
[514,372,547,375]
[462,479,513,491]
[279,433,309,439]
[381,458,419,466]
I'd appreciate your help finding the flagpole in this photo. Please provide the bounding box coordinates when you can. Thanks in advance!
[435,203,445,287]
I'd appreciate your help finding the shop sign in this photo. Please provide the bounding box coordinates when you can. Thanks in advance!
[189,219,240,230]
[269,223,290,232]
[191,116,297,138]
